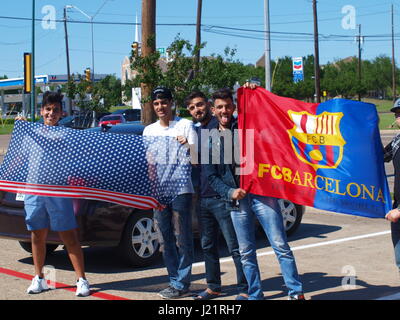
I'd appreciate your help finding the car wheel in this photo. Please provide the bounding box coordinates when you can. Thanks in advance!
[278,199,303,236]
[18,241,59,255]
[118,211,161,267]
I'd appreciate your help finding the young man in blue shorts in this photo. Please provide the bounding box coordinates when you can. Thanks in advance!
[21,91,90,297]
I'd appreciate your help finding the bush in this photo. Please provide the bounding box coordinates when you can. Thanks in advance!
[177,107,191,118]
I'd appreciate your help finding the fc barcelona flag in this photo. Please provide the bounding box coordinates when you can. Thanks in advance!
[237,87,391,218]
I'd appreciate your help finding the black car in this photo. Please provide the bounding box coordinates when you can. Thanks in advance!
[0,123,304,267]
[112,109,141,122]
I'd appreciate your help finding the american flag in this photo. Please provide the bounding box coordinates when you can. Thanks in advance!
[0,121,191,209]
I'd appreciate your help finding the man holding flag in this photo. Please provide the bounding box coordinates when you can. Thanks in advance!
[15,91,90,297]
[143,86,196,299]
[230,83,393,298]
[384,101,400,276]
[204,88,304,300]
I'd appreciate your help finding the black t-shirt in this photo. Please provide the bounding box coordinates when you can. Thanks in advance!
[393,149,400,206]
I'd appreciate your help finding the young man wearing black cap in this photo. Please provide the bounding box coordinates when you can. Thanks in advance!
[384,101,400,276]
[143,86,196,299]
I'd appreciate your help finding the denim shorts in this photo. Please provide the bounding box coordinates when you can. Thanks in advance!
[24,195,78,232]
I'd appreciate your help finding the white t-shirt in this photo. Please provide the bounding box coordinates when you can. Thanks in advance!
[143,116,195,194]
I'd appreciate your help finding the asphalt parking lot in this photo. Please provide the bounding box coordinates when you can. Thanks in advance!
[0,207,398,301]
[0,132,399,301]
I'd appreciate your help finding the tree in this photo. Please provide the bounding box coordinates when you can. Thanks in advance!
[271,55,314,100]
[123,36,264,114]
[94,75,122,109]
[322,57,367,99]
[63,74,122,114]
[363,56,393,98]
[124,36,400,110]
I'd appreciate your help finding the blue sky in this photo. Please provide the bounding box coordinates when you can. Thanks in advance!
[0,0,399,79]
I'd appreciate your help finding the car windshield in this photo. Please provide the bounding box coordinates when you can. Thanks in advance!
[58,116,74,124]
[102,115,122,121]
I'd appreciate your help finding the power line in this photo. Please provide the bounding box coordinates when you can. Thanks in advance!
[0,15,195,26]
[0,15,397,40]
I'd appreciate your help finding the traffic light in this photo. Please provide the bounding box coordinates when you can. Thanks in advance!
[131,42,139,57]
[24,53,32,93]
[85,68,91,82]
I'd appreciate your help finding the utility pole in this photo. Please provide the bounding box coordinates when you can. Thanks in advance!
[312,0,321,103]
[392,4,396,103]
[63,7,72,115]
[194,0,203,77]
[264,0,271,91]
[141,0,156,125]
[357,24,362,101]
[31,0,36,122]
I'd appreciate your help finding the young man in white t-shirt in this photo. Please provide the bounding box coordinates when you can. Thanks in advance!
[143,86,196,299]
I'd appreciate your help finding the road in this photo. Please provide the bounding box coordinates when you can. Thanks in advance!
[0,208,398,301]
[0,131,399,301]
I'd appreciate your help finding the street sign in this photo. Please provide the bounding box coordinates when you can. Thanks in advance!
[157,47,166,55]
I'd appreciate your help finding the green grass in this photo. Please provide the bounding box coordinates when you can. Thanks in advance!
[378,113,396,130]
[0,124,15,135]
[109,106,128,112]
[363,98,393,113]
[363,98,398,130]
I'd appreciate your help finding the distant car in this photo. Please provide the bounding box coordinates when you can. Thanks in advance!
[112,109,141,122]
[4,111,19,118]
[0,123,304,267]
[58,115,93,129]
[98,114,126,127]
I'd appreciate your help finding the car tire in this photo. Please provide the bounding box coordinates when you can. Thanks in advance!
[18,241,59,255]
[278,199,303,236]
[118,211,161,267]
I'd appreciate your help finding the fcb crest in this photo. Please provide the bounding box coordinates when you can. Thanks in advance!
[287,111,346,170]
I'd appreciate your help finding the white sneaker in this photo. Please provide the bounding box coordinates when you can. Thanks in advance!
[27,275,49,294]
[76,277,90,297]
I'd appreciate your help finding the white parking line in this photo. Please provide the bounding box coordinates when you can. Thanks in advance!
[192,230,391,268]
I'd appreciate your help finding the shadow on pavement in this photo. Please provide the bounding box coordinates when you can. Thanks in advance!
[17,222,341,277]
[259,272,400,300]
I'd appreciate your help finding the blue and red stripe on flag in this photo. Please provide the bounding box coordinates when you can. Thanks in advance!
[0,121,192,209]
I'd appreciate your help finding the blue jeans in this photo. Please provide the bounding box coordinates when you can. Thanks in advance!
[154,193,194,291]
[198,197,248,294]
[231,194,303,300]
[391,220,400,273]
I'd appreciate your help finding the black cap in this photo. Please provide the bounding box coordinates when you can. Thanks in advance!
[249,77,261,86]
[151,86,173,101]
[391,98,400,112]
